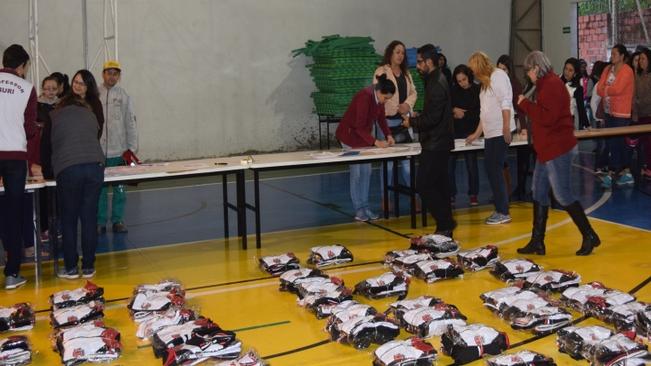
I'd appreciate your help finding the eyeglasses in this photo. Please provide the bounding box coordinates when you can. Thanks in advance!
[72,80,86,86]
[42,87,58,91]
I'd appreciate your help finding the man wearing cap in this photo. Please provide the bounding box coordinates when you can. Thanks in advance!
[0,44,37,290]
[97,60,138,234]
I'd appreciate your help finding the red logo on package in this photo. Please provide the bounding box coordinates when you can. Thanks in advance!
[62,293,71,301]
[422,313,433,322]
[393,353,405,361]
[72,348,85,357]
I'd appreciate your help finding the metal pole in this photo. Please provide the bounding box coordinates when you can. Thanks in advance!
[114,0,119,61]
[635,0,650,45]
[611,0,618,45]
[82,0,89,68]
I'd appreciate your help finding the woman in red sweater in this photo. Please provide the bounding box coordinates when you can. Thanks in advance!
[516,51,600,256]
[335,74,395,221]
[597,44,635,188]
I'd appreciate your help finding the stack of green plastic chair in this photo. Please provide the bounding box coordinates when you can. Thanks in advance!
[409,69,425,112]
[293,35,381,116]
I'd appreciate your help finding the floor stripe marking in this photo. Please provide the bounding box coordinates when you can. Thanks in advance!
[263,339,331,360]
[232,320,291,332]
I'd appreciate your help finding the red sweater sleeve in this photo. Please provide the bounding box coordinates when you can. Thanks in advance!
[351,92,376,146]
[518,78,562,127]
[24,87,38,139]
[604,65,634,97]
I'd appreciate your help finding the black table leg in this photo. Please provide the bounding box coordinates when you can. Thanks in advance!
[48,186,59,275]
[393,158,400,218]
[235,171,247,249]
[382,161,389,219]
[222,174,229,239]
[254,170,261,249]
[410,157,417,229]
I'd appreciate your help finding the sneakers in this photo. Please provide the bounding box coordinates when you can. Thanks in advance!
[615,173,634,187]
[112,222,128,233]
[57,268,80,280]
[600,174,613,189]
[354,209,369,222]
[365,208,379,221]
[81,268,96,279]
[5,275,27,290]
[485,212,512,225]
[469,195,479,206]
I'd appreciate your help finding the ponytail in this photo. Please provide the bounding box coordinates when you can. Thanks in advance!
[374,73,396,95]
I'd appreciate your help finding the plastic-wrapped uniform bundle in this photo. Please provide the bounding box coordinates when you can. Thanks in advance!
[53,320,113,351]
[278,267,328,293]
[50,301,104,329]
[258,253,300,276]
[135,280,184,294]
[57,323,121,366]
[410,258,464,283]
[136,308,197,339]
[588,333,649,366]
[306,245,353,267]
[606,301,650,333]
[440,323,509,365]
[385,296,444,323]
[215,349,267,366]
[384,249,419,266]
[497,293,550,319]
[389,253,432,273]
[328,314,399,349]
[372,337,437,366]
[151,318,237,359]
[325,301,377,335]
[162,336,242,365]
[50,281,104,310]
[480,287,523,310]
[584,289,636,320]
[560,282,608,312]
[486,350,556,366]
[490,259,542,282]
[521,270,581,292]
[509,305,573,334]
[300,289,354,318]
[353,272,409,300]
[456,245,499,271]
[0,336,31,366]
[636,307,651,339]
[409,234,459,258]
[128,287,185,322]
[0,303,34,332]
[556,325,613,360]
[400,304,467,337]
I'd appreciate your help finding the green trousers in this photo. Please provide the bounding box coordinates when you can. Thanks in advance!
[97,157,127,225]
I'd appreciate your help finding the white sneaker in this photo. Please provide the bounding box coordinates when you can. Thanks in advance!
[485,212,512,225]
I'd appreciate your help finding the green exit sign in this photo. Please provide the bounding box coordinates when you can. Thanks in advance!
[563,26,571,34]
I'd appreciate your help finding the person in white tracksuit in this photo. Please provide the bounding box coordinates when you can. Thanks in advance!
[97,60,138,234]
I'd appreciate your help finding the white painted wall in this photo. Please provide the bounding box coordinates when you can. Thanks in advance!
[1,0,511,161]
[542,0,578,72]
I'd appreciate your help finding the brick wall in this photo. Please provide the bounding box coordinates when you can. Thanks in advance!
[579,8,651,66]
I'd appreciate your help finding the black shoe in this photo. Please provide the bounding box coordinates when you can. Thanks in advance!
[517,201,548,255]
[564,201,601,256]
[97,225,106,235]
[112,222,128,233]
[435,220,457,240]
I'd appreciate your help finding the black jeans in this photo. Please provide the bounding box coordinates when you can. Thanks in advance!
[56,162,104,271]
[0,160,27,276]
[448,151,479,197]
[484,136,510,215]
[417,150,455,232]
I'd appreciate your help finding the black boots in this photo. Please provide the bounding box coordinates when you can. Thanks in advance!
[517,201,548,255]
[565,201,601,256]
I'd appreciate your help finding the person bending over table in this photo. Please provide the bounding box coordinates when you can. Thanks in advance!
[402,44,456,238]
[51,70,106,279]
[516,51,600,256]
[335,74,395,222]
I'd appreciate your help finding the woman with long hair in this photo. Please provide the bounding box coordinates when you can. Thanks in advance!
[466,52,516,225]
[62,69,104,138]
[373,40,417,209]
[561,57,590,129]
[51,70,106,278]
[516,51,600,256]
[336,74,395,221]
[449,64,480,206]
[597,44,635,188]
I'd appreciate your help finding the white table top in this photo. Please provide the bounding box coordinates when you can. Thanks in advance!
[0,179,46,192]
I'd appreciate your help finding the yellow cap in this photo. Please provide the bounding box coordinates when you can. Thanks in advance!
[103,60,121,71]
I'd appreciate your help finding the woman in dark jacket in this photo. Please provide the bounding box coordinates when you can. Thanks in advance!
[561,57,590,129]
[51,70,106,279]
[448,65,480,206]
[517,51,600,256]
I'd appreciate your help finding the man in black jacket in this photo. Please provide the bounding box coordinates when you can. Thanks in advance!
[402,44,456,237]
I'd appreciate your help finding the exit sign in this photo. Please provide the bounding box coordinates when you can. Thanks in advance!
[563,26,571,34]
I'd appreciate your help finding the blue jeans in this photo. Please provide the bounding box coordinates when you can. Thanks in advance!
[56,162,104,271]
[0,160,26,276]
[376,119,410,191]
[532,146,578,206]
[598,115,631,173]
[448,151,479,197]
[341,143,372,211]
[484,137,510,215]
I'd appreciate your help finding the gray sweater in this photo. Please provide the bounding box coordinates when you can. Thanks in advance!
[51,105,105,176]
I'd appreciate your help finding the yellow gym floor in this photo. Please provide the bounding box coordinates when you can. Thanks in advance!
[4,202,651,365]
